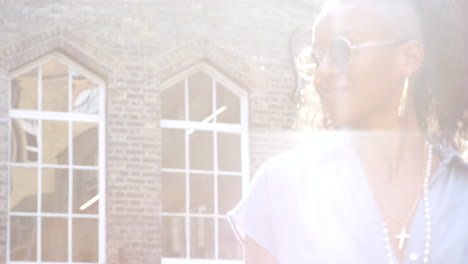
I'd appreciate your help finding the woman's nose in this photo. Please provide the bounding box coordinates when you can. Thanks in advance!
[319,54,338,75]
[314,55,338,86]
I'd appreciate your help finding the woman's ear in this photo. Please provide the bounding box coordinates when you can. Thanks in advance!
[399,40,425,76]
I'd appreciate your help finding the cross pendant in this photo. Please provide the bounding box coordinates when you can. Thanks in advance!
[395,225,411,250]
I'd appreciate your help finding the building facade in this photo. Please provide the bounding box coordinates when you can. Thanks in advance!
[0,0,320,263]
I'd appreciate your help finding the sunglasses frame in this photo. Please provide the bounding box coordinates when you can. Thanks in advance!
[296,36,403,81]
[316,36,400,67]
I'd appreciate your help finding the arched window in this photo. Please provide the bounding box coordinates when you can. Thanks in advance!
[8,52,106,263]
[160,62,248,263]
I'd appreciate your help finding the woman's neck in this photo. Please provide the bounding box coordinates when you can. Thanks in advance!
[348,105,427,182]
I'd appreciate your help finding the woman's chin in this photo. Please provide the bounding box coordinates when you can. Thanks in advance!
[324,106,355,129]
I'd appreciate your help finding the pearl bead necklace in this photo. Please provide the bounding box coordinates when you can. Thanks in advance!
[381,144,433,264]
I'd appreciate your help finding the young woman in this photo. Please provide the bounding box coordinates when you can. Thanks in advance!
[227,0,467,263]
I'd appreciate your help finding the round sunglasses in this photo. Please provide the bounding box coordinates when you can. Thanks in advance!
[295,36,402,81]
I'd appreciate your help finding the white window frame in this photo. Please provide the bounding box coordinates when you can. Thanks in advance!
[7,52,106,264]
[160,62,249,264]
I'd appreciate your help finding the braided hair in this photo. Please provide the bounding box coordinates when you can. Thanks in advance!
[409,0,468,150]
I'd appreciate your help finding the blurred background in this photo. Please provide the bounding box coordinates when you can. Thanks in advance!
[0,0,466,264]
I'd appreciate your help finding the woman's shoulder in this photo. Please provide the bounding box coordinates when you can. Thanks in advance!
[254,131,351,183]
[435,145,468,170]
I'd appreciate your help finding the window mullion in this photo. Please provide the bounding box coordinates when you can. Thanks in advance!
[68,67,73,264]
[68,120,73,263]
[184,78,191,259]
[68,67,72,114]
[98,83,107,264]
[240,95,250,191]
[38,66,42,111]
[9,110,100,123]
[240,95,249,259]
[160,119,242,133]
[213,78,219,260]
[6,74,12,264]
[37,119,42,262]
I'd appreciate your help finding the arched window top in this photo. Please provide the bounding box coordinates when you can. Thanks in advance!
[11,52,105,116]
[161,62,248,125]
[162,62,247,96]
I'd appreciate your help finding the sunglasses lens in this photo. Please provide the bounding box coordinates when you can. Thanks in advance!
[296,46,320,81]
[330,38,351,68]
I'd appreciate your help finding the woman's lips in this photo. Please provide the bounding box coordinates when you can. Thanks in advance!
[319,86,348,98]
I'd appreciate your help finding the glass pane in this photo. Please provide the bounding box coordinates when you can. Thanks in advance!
[73,122,98,166]
[216,83,240,124]
[42,120,68,165]
[162,172,185,213]
[161,128,185,169]
[10,216,37,261]
[190,217,214,259]
[11,119,38,163]
[219,219,243,259]
[189,72,212,122]
[72,71,99,114]
[189,130,213,170]
[73,218,98,262]
[218,175,242,215]
[217,132,241,172]
[42,60,69,112]
[42,168,68,213]
[162,216,186,258]
[12,69,38,110]
[73,170,99,214]
[10,167,37,212]
[162,80,185,120]
[190,174,214,214]
[42,217,67,262]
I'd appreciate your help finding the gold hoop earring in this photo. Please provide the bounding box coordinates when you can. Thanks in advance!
[398,77,409,118]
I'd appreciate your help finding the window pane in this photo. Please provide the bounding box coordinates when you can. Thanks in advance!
[73,218,98,262]
[217,132,241,172]
[162,128,185,169]
[10,167,37,212]
[190,217,214,259]
[10,216,37,261]
[11,119,38,163]
[73,170,99,214]
[42,60,69,112]
[189,130,213,170]
[42,120,68,165]
[162,80,185,120]
[42,217,67,262]
[189,72,212,122]
[72,71,99,114]
[218,175,242,215]
[216,83,240,124]
[73,122,98,166]
[42,168,68,213]
[219,219,243,259]
[12,69,38,110]
[162,172,185,213]
[190,174,214,214]
[162,216,186,258]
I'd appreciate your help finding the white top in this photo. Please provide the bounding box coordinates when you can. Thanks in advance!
[227,133,468,264]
